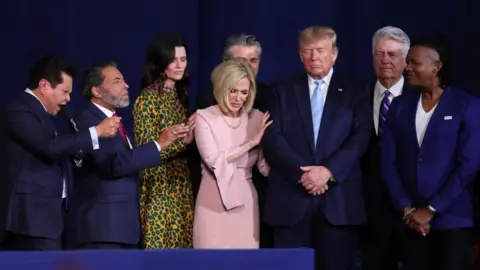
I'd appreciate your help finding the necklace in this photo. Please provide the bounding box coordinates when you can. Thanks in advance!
[218,107,242,129]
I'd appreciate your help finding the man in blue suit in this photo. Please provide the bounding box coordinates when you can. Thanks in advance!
[74,60,189,249]
[262,26,372,270]
[1,56,120,250]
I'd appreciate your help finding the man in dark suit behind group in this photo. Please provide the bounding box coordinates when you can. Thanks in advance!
[192,33,274,247]
[261,26,371,270]
[74,61,189,249]
[361,26,413,270]
[1,56,119,250]
[195,33,272,112]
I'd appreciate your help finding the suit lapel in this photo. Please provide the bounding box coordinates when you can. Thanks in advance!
[89,102,108,122]
[419,87,453,149]
[294,74,316,153]
[398,92,422,148]
[315,74,342,151]
[368,81,379,144]
[89,103,131,149]
[23,92,55,133]
[372,78,416,145]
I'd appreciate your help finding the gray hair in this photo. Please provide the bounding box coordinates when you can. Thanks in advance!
[372,26,410,58]
[222,33,262,61]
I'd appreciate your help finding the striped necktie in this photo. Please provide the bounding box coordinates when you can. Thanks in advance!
[378,90,391,136]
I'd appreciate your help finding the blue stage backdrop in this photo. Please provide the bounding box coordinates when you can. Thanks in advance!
[0,0,478,268]
[1,0,479,132]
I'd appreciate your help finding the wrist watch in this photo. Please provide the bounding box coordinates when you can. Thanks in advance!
[427,205,437,214]
[327,176,338,187]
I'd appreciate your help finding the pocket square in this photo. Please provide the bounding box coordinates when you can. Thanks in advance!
[444,116,452,120]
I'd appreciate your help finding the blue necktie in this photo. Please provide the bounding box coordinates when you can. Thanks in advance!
[378,90,391,137]
[311,80,325,148]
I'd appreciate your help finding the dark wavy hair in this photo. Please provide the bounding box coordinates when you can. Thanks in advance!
[140,33,190,108]
[410,33,454,88]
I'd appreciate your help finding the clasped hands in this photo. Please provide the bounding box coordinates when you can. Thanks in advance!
[299,166,332,196]
[403,207,434,237]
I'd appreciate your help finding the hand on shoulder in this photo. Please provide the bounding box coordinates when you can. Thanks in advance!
[251,111,273,145]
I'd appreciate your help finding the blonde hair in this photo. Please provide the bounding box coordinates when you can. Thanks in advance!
[211,57,256,113]
[299,26,338,51]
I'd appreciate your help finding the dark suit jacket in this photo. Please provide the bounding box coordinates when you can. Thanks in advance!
[3,92,94,239]
[362,79,416,225]
[261,73,372,227]
[381,86,480,229]
[74,103,162,245]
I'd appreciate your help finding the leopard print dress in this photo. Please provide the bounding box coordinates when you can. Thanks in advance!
[133,83,194,249]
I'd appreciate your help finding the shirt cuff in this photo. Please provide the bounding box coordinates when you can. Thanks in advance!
[89,127,100,150]
[153,141,162,152]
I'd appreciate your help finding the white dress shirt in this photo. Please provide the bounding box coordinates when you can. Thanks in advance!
[373,77,404,134]
[307,68,334,102]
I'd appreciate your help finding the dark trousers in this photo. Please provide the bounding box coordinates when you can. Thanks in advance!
[254,172,274,248]
[259,222,274,248]
[79,242,139,250]
[362,201,402,270]
[273,199,359,270]
[1,199,68,251]
[1,231,63,250]
[402,228,474,270]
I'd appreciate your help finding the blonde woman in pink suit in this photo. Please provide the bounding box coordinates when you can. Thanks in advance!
[193,58,272,249]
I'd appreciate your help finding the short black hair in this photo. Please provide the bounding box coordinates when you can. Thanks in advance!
[81,60,117,100]
[28,56,76,89]
[411,33,454,87]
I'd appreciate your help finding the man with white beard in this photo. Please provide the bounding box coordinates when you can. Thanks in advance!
[73,60,189,249]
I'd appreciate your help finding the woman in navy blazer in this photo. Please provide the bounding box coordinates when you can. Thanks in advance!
[381,34,480,270]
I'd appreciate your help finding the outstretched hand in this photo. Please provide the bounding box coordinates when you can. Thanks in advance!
[184,113,197,144]
[252,112,273,145]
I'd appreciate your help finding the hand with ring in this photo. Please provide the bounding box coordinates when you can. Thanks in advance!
[156,124,190,149]
[183,113,196,144]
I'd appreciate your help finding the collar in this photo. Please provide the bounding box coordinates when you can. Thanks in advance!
[92,102,115,117]
[308,68,334,87]
[25,88,47,112]
[375,76,404,98]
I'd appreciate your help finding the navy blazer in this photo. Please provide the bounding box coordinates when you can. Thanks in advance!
[381,86,480,230]
[3,92,94,239]
[261,73,372,227]
[74,103,161,245]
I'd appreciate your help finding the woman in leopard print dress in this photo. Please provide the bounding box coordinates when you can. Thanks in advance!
[133,34,195,249]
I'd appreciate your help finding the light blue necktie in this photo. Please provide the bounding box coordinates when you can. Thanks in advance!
[311,80,325,148]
